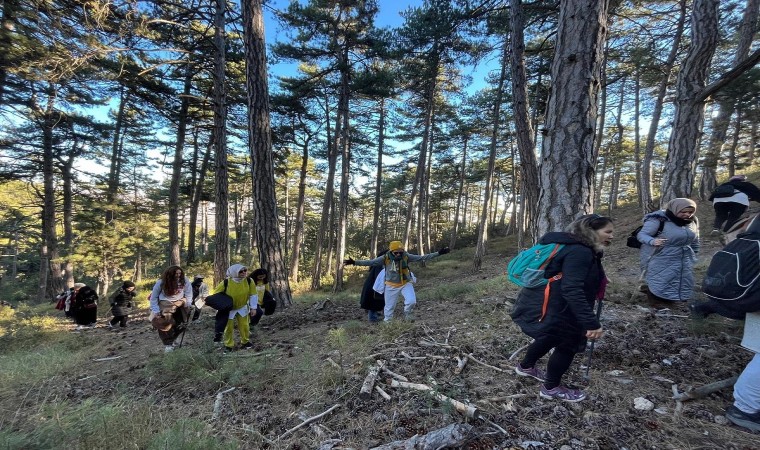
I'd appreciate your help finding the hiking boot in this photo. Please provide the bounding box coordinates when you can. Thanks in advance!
[515,363,546,382]
[688,302,714,319]
[213,333,223,344]
[404,312,415,322]
[726,405,760,432]
[711,229,720,236]
[164,345,175,353]
[241,342,253,350]
[223,346,234,354]
[539,384,586,403]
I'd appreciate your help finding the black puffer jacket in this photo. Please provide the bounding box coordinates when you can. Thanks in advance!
[510,232,604,348]
[109,288,136,317]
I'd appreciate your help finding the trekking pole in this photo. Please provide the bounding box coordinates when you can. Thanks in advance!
[583,298,604,381]
[177,306,194,349]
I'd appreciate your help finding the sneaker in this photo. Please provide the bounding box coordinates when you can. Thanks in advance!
[539,384,586,403]
[241,342,253,350]
[223,346,234,354]
[726,405,760,432]
[164,345,175,353]
[213,333,223,343]
[404,312,415,322]
[711,229,720,236]
[515,363,546,382]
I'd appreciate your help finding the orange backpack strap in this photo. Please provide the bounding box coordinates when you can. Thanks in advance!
[539,274,563,322]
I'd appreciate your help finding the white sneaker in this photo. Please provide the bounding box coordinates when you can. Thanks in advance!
[164,345,175,353]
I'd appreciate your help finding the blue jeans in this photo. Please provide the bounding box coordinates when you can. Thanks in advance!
[367,310,381,322]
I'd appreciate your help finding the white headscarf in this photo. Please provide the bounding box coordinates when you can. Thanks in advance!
[226,263,247,283]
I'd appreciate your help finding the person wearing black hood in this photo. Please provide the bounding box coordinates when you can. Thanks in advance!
[510,214,613,403]
[108,281,136,329]
[709,174,760,234]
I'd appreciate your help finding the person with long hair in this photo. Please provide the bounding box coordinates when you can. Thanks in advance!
[510,214,613,402]
[149,266,193,352]
[636,198,700,308]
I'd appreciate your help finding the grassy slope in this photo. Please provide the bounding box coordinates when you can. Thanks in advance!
[1,197,759,449]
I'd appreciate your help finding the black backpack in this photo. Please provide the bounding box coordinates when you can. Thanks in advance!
[626,220,665,249]
[711,183,736,198]
[702,233,760,317]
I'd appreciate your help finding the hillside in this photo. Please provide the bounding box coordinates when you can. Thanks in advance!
[1,198,759,449]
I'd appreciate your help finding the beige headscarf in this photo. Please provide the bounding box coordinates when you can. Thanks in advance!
[665,198,697,214]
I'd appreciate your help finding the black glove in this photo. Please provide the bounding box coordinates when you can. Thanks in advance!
[438,247,450,255]
[344,257,355,266]
[127,302,132,308]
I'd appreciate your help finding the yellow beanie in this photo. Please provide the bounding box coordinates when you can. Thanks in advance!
[389,241,403,252]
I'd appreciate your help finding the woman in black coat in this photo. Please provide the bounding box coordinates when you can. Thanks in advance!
[108,281,136,329]
[510,214,614,403]
[72,283,99,329]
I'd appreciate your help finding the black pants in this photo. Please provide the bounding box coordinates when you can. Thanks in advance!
[713,202,747,232]
[521,334,581,389]
[110,315,128,327]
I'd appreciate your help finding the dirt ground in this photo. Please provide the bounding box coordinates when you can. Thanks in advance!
[51,208,760,449]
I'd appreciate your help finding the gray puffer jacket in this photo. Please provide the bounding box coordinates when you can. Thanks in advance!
[637,211,700,301]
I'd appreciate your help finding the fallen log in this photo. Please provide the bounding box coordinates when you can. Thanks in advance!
[279,404,341,439]
[672,376,739,402]
[390,379,479,419]
[374,385,391,401]
[465,353,505,372]
[369,423,474,450]
[360,360,385,400]
[382,366,409,382]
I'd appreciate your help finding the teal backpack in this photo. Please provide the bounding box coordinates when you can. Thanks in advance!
[507,243,565,288]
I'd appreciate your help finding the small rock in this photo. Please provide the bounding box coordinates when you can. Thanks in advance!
[520,441,546,449]
[654,407,668,415]
[679,349,690,357]
[649,363,662,373]
[705,349,718,357]
[662,358,673,366]
[634,397,655,411]
[632,350,642,356]
[560,446,573,450]
[714,415,729,425]
[607,369,625,376]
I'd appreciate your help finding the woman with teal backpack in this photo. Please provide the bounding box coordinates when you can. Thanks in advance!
[510,214,613,403]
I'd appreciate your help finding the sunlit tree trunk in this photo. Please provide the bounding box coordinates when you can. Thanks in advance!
[168,62,193,267]
[289,136,310,283]
[244,0,292,306]
[212,0,229,283]
[509,0,540,245]
[660,0,719,204]
[370,98,385,257]
[449,135,468,249]
[537,0,608,235]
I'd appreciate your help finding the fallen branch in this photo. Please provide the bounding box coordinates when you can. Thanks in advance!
[212,387,236,420]
[369,423,474,450]
[360,360,385,400]
[401,351,426,361]
[672,376,739,402]
[314,299,333,310]
[374,385,391,401]
[382,366,409,382]
[279,404,341,439]
[92,356,123,362]
[479,415,508,435]
[466,353,506,372]
[390,379,479,419]
[508,342,532,361]
[418,339,456,349]
[297,412,328,438]
[325,357,341,369]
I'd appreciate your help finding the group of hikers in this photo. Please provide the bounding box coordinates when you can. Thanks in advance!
[50,174,760,433]
[506,175,760,433]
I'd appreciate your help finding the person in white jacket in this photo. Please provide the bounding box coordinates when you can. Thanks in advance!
[149,265,193,352]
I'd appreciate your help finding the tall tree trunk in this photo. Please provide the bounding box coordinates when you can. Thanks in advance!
[106,87,128,223]
[244,0,292,306]
[698,0,759,197]
[537,0,608,235]
[509,0,540,245]
[660,0,719,204]
[371,98,385,257]
[449,135,468,249]
[642,0,686,211]
[474,39,507,271]
[187,132,212,264]
[334,58,351,292]
[168,62,193,267]
[37,101,63,301]
[634,71,643,208]
[289,137,310,283]
[60,153,75,289]
[311,97,335,290]
[212,0,229,283]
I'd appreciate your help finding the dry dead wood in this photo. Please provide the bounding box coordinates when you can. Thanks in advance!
[401,351,426,361]
[672,376,739,402]
[279,404,341,439]
[314,299,333,310]
[374,385,391,401]
[390,379,479,419]
[465,353,505,372]
[368,423,474,450]
[360,360,385,400]
[212,387,236,420]
[454,355,468,374]
[92,356,123,362]
[382,366,409,382]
